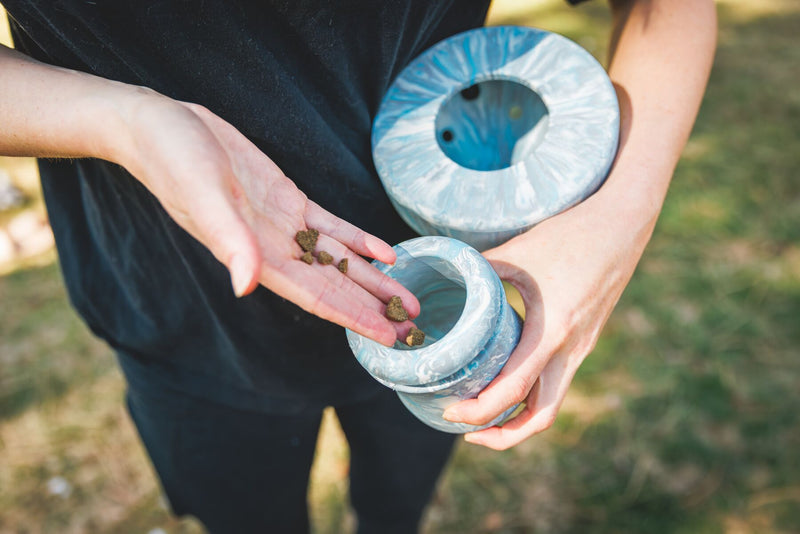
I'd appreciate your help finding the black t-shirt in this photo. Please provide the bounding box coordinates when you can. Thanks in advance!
[4,0,496,413]
[4,0,587,413]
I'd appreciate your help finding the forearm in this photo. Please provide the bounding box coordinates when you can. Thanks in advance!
[453,1,717,447]
[0,44,414,343]
[598,0,717,222]
[0,43,147,163]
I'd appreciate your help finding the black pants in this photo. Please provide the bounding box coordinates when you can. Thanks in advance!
[126,384,456,534]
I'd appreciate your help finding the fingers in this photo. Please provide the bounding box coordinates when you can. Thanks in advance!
[262,258,400,346]
[462,362,574,450]
[304,201,397,265]
[441,318,551,427]
[313,234,420,317]
[222,191,416,341]
[441,368,536,427]
[295,238,418,341]
[463,378,556,450]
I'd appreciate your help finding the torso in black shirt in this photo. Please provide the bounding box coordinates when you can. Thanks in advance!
[3,0,493,412]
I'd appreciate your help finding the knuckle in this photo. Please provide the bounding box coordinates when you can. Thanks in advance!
[550,321,571,348]
[374,272,393,296]
[505,374,533,406]
[354,229,370,251]
[183,102,213,119]
[537,409,558,432]
[470,375,532,427]
[493,440,516,452]
[467,401,499,427]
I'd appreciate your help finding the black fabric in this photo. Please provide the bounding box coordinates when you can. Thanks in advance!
[127,382,456,534]
[337,395,456,534]
[4,0,492,411]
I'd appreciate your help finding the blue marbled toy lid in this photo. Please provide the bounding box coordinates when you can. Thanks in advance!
[372,25,620,251]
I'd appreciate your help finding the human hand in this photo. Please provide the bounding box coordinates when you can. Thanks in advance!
[437,0,717,445]
[441,187,658,449]
[114,92,418,346]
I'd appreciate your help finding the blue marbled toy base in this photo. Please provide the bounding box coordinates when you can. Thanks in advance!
[396,301,522,433]
[346,237,523,434]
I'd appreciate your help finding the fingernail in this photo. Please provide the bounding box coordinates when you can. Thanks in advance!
[443,408,464,423]
[230,254,251,298]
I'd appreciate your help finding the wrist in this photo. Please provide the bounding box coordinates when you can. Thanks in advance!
[0,45,168,164]
[76,80,164,166]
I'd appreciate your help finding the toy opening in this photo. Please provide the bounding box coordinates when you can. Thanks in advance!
[390,256,467,351]
[435,79,549,171]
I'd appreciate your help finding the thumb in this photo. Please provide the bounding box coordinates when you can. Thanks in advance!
[187,187,261,298]
[228,245,260,297]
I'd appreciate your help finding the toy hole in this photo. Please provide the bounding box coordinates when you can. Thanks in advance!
[390,256,466,351]
[436,79,549,171]
[460,84,480,101]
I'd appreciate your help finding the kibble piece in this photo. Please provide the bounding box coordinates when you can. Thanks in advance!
[405,327,425,347]
[318,251,333,265]
[300,251,314,265]
[385,296,409,322]
[295,229,319,252]
[338,258,348,274]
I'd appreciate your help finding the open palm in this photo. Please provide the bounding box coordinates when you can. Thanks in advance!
[119,94,417,346]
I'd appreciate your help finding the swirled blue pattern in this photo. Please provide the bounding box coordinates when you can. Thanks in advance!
[372,25,619,251]
[346,237,522,433]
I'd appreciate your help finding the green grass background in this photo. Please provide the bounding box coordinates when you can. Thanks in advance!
[1,0,798,532]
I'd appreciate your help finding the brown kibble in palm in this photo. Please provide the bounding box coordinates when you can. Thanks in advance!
[385,296,409,322]
[338,258,348,274]
[300,251,314,265]
[318,251,333,265]
[295,229,319,252]
[405,327,425,347]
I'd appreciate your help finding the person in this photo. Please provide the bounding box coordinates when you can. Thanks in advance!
[0,0,716,532]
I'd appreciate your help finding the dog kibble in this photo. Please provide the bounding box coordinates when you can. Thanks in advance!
[295,229,319,252]
[385,296,409,322]
[300,251,314,265]
[318,251,333,265]
[405,327,425,347]
[338,258,348,274]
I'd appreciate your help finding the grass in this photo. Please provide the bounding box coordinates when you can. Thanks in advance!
[1,0,799,532]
